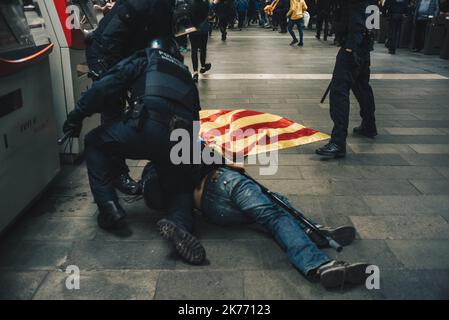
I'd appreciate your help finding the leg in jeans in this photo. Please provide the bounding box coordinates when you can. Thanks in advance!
[296,19,304,44]
[287,19,298,41]
[201,168,330,275]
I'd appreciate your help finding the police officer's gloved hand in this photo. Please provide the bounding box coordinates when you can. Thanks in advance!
[63,110,84,138]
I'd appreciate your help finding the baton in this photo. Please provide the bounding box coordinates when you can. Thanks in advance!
[239,171,343,252]
[320,80,332,103]
[57,129,74,145]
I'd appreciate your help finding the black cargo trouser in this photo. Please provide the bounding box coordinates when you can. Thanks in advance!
[85,42,129,176]
[329,48,376,148]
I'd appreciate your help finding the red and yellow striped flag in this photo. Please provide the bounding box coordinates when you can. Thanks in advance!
[199,109,330,157]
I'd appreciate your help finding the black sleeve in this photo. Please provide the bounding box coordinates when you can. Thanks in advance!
[344,2,367,51]
[75,51,147,117]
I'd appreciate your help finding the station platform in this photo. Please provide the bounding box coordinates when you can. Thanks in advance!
[1,27,449,300]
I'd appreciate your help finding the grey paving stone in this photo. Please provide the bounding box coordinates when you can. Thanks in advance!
[287,195,371,217]
[350,215,449,240]
[175,240,267,271]
[68,241,176,270]
[435,166,449,179]
[0,271,47,300]
[409,144,449,154]
[298,165,364,180]
[349,144,417,154]
[363,195,449,217]
[386,240,449,269]
[380,269,449,299]
[154,270,244,299]
[243,270,384,300]
[19,218,96,241]
[400,154,449,166]
[94,217,162,241]
[337,154,410,166]
[29,196,97,218]
[409,180,449,195]
[245,166,302,180]
[33,270,159,300]
[384,128,447,135]
[0,241,72,271]
[357,166,443,180]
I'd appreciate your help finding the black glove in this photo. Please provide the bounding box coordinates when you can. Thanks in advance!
[63,110,84,138]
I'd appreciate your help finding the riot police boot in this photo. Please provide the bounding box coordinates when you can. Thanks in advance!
[97,201,127,230]
[157,218,206,265]
[113,173,140,195]
[306,225,356,248]
[315,142,346,158]
[353,125,378,139]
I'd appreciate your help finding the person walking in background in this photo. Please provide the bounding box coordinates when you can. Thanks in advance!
[383,0,410,54]
[189,9,212,82]
[412,0,439,52]
[315,0,331,41]
[235,0,249,30]
[275,0,290,33]
[214,0,234,40]
[287,0,308,45]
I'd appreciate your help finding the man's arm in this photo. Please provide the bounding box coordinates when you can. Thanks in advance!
[75,51,147,117]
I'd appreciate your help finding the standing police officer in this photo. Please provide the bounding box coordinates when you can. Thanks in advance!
[316,0,377,158]
[85,0,207,195]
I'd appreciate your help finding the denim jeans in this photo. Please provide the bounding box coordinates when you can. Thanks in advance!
[287,18,304,43]
[200,168,330,275]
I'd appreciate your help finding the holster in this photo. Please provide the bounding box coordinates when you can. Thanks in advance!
[125,100,147,132]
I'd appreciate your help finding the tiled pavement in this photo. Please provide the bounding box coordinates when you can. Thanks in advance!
[1,27,449,300]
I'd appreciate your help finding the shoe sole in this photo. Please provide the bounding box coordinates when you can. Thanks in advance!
[313,226,356,248]
[320,263,370,289]
[157,219,205,265]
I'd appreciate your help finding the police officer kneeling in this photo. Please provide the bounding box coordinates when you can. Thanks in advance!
[62,38,206,265]
[316,0,377,158]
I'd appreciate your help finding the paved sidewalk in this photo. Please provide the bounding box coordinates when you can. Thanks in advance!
[1,27,449,300]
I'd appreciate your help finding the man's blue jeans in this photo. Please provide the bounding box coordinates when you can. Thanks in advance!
[200,168,330,275]
[287,18,304,44]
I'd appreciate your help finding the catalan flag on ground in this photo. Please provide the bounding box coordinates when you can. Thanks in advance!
[199,109,330,157]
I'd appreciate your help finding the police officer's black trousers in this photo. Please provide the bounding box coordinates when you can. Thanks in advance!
[329,48,376,148]
[387,17,402,52]
[316,13,329,38]
[86,46,129,176]
[84,109,195,232]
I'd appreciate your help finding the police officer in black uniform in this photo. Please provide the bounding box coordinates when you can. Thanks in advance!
[383,0,409,54]
[63,37,206,265]
[84,0,207,195]
[316,0,377,158]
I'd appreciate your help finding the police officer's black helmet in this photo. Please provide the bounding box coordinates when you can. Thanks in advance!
[149,37,184,62]
[172,0,209,37]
